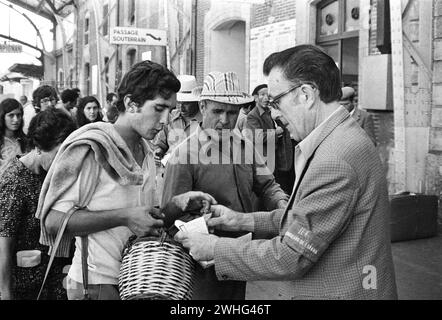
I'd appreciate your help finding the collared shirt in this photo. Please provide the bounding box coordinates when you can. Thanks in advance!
[293,107,343,192]
[162,125,288,214]
[154,109,202,155]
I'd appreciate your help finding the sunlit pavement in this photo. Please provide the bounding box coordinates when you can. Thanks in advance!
[245,224,442,300]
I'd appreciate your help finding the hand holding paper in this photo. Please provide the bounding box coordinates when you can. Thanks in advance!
[174,217,216,268]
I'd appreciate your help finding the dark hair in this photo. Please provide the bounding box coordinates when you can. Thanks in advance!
[252,84,267,96]
[116,60,180,113]
[263,44,342,103]
[19,95,28,104]
[61,89,79,104]
[106,105,119,124]
[32,85,58,110]
[106,92,117,103]
[28,109,76,152]
[76,96,103,127]
[0,98,28,158]
[72,88,81,94]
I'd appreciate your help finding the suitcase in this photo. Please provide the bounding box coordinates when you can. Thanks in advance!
[389,193,439,242]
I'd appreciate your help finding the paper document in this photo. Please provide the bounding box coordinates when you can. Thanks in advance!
[175,217,214,268]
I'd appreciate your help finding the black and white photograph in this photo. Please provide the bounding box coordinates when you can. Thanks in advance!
[0,0,440,307]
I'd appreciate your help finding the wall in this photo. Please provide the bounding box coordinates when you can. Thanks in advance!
[429,0,442,219]
[251,0,297,27]
[195,0,212,84]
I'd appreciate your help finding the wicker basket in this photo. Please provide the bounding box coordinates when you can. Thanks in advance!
[119,235,195,300]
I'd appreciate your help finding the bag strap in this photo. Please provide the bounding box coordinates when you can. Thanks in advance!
[81,236,89,299]
[37,150,100,300]
[37,205,82,300]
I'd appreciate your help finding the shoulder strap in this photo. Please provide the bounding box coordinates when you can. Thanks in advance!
[81,236,89,299]
[37,205,82,300]
[37,151,100,300]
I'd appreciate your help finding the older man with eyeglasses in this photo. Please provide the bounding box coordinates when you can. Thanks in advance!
[175,45,398,300]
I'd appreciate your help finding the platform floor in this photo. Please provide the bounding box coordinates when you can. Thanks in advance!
[245,225,442,300]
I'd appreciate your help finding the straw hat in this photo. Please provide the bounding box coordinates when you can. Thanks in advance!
[177,75,200,102]
[200,71,254,105]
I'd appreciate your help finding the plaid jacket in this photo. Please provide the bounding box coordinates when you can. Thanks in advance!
[214,107,398,300]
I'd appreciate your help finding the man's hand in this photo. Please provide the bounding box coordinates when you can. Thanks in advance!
[174,231,218,262]
[125,206,164,237]
[172,191,217,214]
[275,126,284,138]
[207,205,254,232]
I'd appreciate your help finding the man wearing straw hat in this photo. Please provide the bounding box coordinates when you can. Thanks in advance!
[162,71,288,300]
[175,45,397,300]
[153,75,203,165]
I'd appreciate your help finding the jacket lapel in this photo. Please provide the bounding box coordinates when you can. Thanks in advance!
[279,107,351,230]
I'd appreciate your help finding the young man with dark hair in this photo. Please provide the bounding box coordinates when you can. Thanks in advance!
[176,45,398,300]
[23,85,58,135]
[104,92,118,123]
[32,85,58,113]
[58,89,80,121]
[37,61,215,300]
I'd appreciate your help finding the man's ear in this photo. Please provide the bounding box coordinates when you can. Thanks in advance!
[123,95,132,112]
[300,84,317,110]
[199,101,206,116]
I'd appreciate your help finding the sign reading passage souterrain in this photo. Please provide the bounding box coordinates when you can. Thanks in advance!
[110,27,167,46]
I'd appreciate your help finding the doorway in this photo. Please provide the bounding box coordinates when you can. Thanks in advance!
[209,20,246,89]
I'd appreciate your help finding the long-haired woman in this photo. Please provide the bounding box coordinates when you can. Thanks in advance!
[0,109,77,300]
[0,98,28,175]
[76,96,103,128]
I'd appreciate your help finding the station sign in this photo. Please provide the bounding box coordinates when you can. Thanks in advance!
[0,43,22,53]
[110,27,167,46]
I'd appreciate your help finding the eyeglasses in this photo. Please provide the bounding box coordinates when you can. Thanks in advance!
[267,84,302,110]
[40,97,56,104]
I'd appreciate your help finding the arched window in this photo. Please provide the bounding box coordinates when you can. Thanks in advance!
[58,69,64,90]
[84,13,90,45]
[84,63,90,96]
[127,48,137,69]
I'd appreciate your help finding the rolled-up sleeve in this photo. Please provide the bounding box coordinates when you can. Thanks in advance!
[214,158,359,281]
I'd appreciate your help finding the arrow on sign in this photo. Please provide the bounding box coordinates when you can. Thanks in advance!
[146,33,161,41]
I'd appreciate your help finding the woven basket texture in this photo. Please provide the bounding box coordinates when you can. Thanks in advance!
[119,239,195,300]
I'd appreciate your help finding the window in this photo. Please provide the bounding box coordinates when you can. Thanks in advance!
[316,0,360,87]
[84,15,90,45]
[58,69,64,91]
[85,63,90,96]
[104,56,110,93]
[102,4,109,36]
[128,0,135,25]
[127,49,136,68]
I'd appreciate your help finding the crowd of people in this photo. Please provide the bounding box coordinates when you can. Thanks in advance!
[0,44,395,301]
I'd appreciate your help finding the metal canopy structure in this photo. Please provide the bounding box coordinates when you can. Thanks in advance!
[6,0,76,22]
[9,63,43,79]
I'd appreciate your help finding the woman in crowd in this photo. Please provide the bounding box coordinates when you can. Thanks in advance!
[0,109,77,300]
[0,98,28,176]
[76,96,103,128]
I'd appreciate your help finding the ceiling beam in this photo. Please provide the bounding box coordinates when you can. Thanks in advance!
[6,0,55,22]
